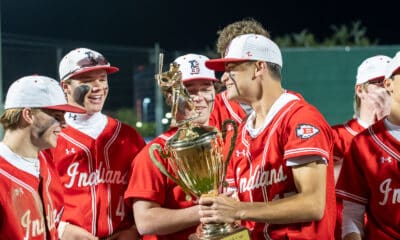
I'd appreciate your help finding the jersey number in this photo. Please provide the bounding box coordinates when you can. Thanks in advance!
[116,196,125,220]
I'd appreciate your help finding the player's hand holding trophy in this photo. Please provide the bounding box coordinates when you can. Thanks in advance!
[149,54,250,240]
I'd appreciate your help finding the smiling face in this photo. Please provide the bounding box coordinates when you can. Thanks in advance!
[62,69,109,114]
[30,108,66,149]
[183,79,216,125]
[222,61,257,104]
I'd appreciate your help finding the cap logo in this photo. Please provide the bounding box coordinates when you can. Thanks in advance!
[246,51,253,57]
[80,51,109,68]
[189,60,200,75]
[85,51,99,66]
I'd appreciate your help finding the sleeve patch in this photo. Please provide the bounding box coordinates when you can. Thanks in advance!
[295,124,320,139]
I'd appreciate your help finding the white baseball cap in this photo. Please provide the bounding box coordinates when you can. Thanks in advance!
[356,55,391,84]
[59,48,119,81]
[173,54,218,82]
[4,75,86,113]
[385,51,400,79]
[205,34,283,71]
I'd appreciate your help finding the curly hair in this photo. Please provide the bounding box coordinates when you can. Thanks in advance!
[216,18,270,56]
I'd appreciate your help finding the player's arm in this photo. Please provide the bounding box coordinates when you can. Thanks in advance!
[133,199,200,235]
[199,157,327,224]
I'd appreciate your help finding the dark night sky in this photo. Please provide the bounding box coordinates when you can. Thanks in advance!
[1,0,399,51]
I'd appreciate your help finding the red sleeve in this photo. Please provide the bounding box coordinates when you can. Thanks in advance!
[282,104,333,162]
[336,139,369,205]
[124,137,169,205]
[209,92,246,131]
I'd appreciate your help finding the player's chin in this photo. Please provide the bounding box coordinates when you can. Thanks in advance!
[225,88,237,99]
[48,139,58,148]
[87,104,104,114]
[47,134,59,148]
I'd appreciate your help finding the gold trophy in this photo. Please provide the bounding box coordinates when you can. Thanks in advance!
[149,54,250,240]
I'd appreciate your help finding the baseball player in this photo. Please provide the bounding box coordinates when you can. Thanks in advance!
[124,53,218,240]
[47,48,146,239]
[209,18,270,131]
[198,34,336,239]
[336,51,400,239]
[332,55,391,239]
[0,75,85,239]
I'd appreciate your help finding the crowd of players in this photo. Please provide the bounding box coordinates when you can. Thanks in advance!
[0,18,399,240]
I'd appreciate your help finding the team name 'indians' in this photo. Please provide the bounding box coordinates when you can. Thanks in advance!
[65,161,127,188]
[21,205,57,238]
[239,165,287,193]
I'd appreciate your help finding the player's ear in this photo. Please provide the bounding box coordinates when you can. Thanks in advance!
[21,108,35,125]
[383,77,394,94]
[255,61,265,72]
[254,61,265,79]
[60,80,71,95]
[355,84,363,97]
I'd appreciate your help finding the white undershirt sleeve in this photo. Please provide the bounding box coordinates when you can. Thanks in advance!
[57,221,69,240]
[286,155,327,166]
[342,200,365,239]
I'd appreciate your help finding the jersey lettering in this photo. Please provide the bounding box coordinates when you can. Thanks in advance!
[379,178,400,205]
[21,210,45,237]
[65,161,127,188]
[238,165,287,193]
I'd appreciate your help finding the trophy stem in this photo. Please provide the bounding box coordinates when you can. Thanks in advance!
[189,222,249,240]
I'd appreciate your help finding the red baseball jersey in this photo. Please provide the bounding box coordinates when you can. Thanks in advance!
[336,120,400,239]
[125,127,197,240]
[48,117,146,237]
[225,92,336,239]
[332,118,365,240]
[332,118,365,163]
[209,91,247,131]
[0,148,63,239]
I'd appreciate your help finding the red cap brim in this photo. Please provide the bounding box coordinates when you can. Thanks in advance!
[46,104,86,113]
[65,66,119,80]
[205,58,249,72]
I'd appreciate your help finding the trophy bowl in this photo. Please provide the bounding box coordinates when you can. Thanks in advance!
[149,121,250,240]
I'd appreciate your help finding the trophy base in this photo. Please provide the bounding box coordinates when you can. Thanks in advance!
[189,223,251,240]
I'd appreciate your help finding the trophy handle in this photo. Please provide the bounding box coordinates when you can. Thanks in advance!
[149,143,194,198]
[221,119,238,173]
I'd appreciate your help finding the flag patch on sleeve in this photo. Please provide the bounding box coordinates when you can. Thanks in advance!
[296,124,320,139]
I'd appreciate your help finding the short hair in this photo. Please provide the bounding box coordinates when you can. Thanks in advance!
[217,18,270,56]
[0,109,24,130]
[266,62,282,80]
[0,108,39,130]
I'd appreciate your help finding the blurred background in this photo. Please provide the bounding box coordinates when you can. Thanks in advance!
[1,0,399,140]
